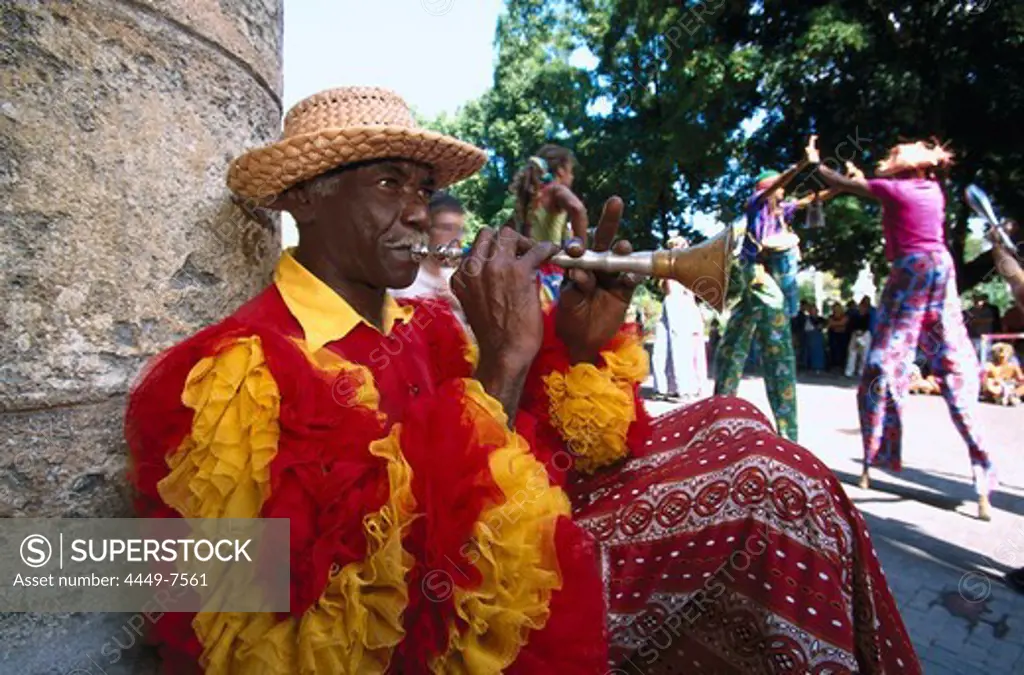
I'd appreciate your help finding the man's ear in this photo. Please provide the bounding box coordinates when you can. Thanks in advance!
[267,185,315,223]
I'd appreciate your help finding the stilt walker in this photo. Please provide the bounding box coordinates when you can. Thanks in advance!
[714,137,838,441]
[816,140,997,520]
[508,145,589,310]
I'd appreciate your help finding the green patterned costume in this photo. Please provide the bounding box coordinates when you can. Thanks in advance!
[713,263,799,441]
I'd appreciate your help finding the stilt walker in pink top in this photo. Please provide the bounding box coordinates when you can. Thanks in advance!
[814,140,996,521]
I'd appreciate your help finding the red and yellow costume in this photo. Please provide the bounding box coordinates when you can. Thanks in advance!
[127,250,921,673]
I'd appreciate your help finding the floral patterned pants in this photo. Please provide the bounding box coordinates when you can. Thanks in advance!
[714,266,798,441]
[858,251,995,496]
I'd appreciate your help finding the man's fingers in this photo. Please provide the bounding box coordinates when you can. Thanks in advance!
[495,227,559,269]
[563,238,586,258]
[611,239,633,256]
[593,197,624,252]
[466,227,495,260]
[495,226,521,259]
[519,240,560,269]
[608,274,640,303]
[567,268,596,293]
[512,232,539,255]
[456,227,496,282]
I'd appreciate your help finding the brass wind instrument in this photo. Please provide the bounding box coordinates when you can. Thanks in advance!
[410,225,735,312]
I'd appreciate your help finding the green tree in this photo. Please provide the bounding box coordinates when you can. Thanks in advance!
[730,0,1024,289]
[798,277,816,304]
[426,0,595,229]
[424,0,1023,293]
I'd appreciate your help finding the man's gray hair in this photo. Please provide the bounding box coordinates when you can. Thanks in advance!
[306,171,345,200]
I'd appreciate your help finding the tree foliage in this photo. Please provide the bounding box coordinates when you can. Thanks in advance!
[425,0,1023,291]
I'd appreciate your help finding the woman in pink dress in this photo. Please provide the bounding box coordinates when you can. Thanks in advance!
[815,140,997,520]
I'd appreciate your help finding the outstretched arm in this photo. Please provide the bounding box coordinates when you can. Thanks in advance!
[792,188,842,209]
[549,184,589,241]
[751,160,809,211]
[816,163,875,200]
[992,238,1024,311]
[752,135,821,211]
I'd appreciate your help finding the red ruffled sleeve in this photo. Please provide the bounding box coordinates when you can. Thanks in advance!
[518,307,652,480]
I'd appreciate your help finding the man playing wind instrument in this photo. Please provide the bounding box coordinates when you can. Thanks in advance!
[126,87,920,674]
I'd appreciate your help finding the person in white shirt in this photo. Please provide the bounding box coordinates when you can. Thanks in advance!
[651,237,707,402]
[391,191,471,335]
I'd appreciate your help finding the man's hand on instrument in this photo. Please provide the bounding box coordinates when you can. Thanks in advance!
[556,197,641,364]
[845,161,866,181]
[805,135,820,165]
[452,227,558,419]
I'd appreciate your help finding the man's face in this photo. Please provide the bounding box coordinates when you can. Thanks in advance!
[298,159,434,289]
[429,209,465,251]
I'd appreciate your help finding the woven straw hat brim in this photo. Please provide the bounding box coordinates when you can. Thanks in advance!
[227,126,487,202]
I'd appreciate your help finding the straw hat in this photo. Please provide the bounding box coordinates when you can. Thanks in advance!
[227,87,488,202]
[875,140,954,177]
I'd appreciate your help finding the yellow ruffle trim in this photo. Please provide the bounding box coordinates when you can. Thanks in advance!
[542,333,649,474]
[158,336,280,518]
[464,339,480,372]
[195,425,417,675]
[430,381,570,674]
[602,336,650,385]
[289,335,381,412]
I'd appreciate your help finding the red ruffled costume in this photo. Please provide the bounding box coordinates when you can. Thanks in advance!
[126,252,921,674]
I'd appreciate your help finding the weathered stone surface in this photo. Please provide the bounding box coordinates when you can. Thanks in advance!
[0,0,283,667]
[0,397,133,518]
[1,0,282,410]
[130,0,284,95]
[0,611,161,674]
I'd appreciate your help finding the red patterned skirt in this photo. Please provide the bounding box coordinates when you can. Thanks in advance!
[567,396,921,674]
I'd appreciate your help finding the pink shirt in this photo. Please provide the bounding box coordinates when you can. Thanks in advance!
[867,178,947,261]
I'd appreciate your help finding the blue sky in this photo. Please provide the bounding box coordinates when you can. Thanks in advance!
[280,0,504,244]
[282,0,504,117]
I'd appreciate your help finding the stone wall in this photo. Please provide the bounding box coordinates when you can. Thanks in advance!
[0,0,283,670]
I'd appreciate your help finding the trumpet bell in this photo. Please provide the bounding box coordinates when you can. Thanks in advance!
[650,225,734,312]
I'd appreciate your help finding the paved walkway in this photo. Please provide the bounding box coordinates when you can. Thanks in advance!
[646,373,1024,674]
